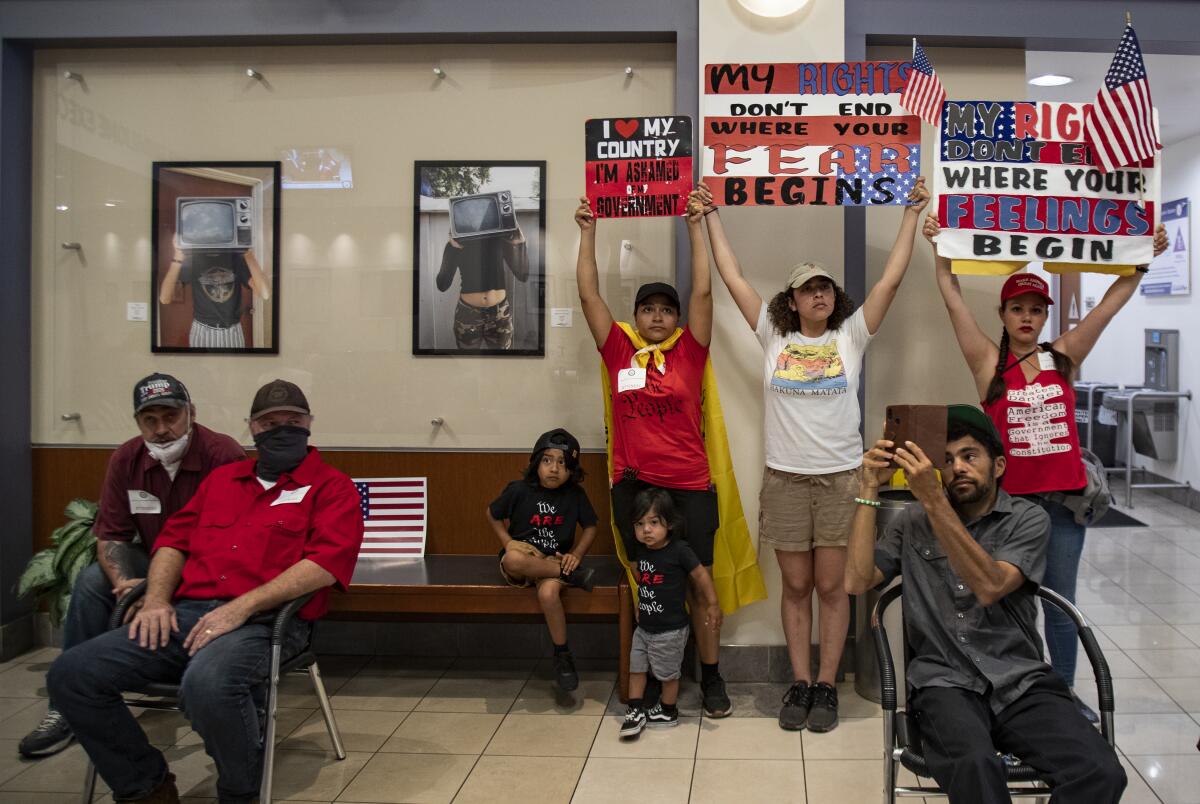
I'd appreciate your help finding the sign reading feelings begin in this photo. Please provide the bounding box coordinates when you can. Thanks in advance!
[934,101,1159,267]
[702,62,921,207]
[586,116,693,218]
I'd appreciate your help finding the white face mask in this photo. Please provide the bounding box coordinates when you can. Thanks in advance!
[144,415,192,479]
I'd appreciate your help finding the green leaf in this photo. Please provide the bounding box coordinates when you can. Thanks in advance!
[66,540,97,588]
[54,531,95,579]
[49,588,73,628]
[17,550,59,599]
[64,498,98,524]
[53,521,89,553]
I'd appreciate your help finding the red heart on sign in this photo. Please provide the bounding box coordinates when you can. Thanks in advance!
[614,119,640,139]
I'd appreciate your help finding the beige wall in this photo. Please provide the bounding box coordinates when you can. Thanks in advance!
[32,43,676,448]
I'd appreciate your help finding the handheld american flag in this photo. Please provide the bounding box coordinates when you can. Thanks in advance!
[900,40,946,127]
[353,477,427,558]
[1083,24,1162,173]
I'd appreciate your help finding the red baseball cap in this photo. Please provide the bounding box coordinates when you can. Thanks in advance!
[1000,273,1053,305]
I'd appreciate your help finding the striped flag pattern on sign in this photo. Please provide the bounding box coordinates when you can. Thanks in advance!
[352,477,427,558]
[1083,24,1162,173]
[900,40,946,127]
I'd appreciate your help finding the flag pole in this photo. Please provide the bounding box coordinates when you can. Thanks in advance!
[1126,11,1132,26]
[911,36,916,61]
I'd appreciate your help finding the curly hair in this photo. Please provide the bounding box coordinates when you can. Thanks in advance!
[766,282,857,336]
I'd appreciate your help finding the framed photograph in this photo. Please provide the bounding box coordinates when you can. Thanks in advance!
[151,161,281,354]
[413,160,546,356]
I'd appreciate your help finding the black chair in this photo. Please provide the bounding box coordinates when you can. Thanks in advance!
[872,582,1116,804]
[80,583,346,804]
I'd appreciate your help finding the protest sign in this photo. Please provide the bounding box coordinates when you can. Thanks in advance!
[585,116,692,218]
[701,62,921,206]
[934,101,1159,269]
[1142,198,1189,295]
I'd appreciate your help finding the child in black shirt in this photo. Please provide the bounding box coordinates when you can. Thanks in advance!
[621,488,722,738]
[487,428,598,692]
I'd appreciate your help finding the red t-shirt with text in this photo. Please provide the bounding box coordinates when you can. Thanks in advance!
[600,323,710,490]
[983,367,1086,495]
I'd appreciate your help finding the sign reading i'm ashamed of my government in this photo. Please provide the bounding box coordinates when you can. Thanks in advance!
[585,116,693,218]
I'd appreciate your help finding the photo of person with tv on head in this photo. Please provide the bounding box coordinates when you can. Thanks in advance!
[414,161,546,356]
[151,161,281,354]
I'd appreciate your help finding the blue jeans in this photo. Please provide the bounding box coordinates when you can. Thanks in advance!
[1033,498,1086,687]
[47,598,310,803]
[62,556,150,651]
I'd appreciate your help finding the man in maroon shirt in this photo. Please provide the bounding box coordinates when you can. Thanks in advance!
[19,373,243,759]
[48,379,364,804]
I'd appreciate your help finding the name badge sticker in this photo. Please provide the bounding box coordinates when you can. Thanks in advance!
[271,485,312,506]
[617,367,647,393]
[127,490,162,515]
[1037,352,1056,372]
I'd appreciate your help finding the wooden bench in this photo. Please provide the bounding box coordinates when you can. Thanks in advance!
[327,554,634,700]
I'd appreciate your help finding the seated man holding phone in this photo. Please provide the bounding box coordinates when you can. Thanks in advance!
[845,404,1124,804]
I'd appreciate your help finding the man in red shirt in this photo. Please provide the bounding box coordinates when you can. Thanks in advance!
[20,373,243,759]
[47,380,364,804]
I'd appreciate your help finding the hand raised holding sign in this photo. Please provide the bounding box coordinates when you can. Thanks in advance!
[574,197,595,232]
[905,175,930,215]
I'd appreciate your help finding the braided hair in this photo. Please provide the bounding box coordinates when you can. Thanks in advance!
[984,307,1075,405]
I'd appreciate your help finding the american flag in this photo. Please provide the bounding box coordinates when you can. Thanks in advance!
[352,477,427,558]
[1083,24,1162,173]
[900,40,946,127]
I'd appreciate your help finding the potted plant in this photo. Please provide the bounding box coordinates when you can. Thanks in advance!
[18,499,98,626]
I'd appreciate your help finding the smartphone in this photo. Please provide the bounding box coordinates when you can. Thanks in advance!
[884,405,947,468]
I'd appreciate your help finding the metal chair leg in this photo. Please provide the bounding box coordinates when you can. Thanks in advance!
[80,761,97,804]
[309,662,347,760]
[258,643,283,804]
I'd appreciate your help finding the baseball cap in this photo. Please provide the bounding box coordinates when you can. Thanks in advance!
[947,404,1003,454]
[787,262,836,289]
[532,428,581,469]
[634,282,680,312]
[133,373,191,414]
[1001,273,1054,305]
[250,379,311,420]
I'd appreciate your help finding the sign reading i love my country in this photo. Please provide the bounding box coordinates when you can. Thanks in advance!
[585,116,693,218]
[702,62,920,206]
[934,100,1159,267]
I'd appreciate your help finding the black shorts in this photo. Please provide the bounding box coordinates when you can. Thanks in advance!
[611,477,719,566]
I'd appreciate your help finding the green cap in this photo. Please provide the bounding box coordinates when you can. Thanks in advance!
[947,404,1003,453]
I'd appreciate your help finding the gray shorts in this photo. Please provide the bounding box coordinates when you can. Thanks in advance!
[629,625,689,681]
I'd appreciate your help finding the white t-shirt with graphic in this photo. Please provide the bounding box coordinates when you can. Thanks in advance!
[755,304,872,474]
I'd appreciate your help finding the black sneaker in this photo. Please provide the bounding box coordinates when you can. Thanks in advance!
[646,703,679,728]
[778,681,812,731]
[806,682,839,732]
[642,674,662,709]
[561,566,596,592]
[701,672,733,718]
[619,706,647,738]
[553,650,579,692]
[18,709,73,758]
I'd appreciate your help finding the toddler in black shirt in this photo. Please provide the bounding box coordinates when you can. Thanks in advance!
[621,488,721,738]
[487,428,598,692]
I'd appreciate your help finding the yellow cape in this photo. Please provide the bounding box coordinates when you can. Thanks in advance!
[601,323,768,615]
[951,259,1136,277]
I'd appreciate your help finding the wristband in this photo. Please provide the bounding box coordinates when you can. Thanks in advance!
[854,497,881,508]
[1135,265,1149,273]
[703,207,719,216]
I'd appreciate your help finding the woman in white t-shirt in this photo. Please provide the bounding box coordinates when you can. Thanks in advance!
[696,177,928,733]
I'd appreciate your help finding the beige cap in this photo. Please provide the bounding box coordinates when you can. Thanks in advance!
[787,262,835,289]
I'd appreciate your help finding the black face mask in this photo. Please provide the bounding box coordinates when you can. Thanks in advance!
[253,425,310,481]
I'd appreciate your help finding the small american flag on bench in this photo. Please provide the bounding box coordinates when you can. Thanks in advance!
[352,477,428,558]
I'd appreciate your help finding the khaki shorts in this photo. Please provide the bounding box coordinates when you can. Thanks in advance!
[758,465,860,552]
[498,541,562,587]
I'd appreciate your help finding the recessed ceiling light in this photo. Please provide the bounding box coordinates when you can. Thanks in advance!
[104,201,119,207]
[55,204,69,212]
[1029,74,1074,87]
[736,0,813,18]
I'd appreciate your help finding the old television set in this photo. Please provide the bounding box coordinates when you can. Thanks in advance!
[448,191,518,240]
[176,196,254,249]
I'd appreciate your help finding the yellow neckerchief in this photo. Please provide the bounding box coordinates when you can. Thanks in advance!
[601,324,768,615]
[618,323,685,372]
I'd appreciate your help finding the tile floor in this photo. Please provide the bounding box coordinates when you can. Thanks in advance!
[0,487,1198,802]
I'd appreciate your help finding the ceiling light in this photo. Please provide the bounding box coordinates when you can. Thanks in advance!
[104,201,119,208]
[736,0,813,18]
[1028,74,1074,87]
[55,204,69,212]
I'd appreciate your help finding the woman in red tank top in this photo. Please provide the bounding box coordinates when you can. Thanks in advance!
[923,216,1167,721]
